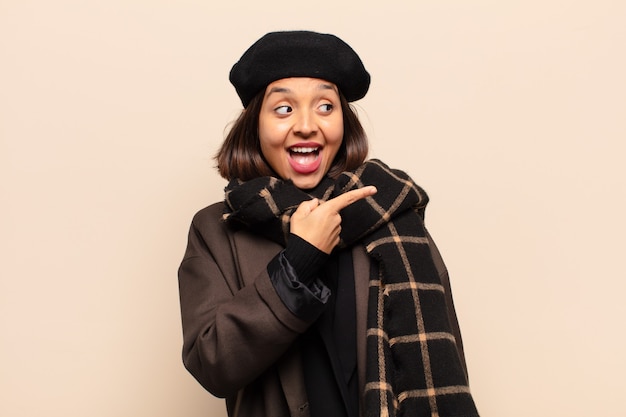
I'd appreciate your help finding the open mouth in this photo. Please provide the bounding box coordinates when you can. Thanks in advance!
[288,145,322,174]
[289,146,320,163]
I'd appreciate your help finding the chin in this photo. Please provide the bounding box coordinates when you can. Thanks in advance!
[292,176,323,190]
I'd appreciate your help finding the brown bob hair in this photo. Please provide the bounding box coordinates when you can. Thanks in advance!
[215,88,369,182]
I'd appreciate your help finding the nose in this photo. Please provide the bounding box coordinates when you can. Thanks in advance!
[293,109,317,138]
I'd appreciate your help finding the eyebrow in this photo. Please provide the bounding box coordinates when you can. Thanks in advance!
[266,83,337,97]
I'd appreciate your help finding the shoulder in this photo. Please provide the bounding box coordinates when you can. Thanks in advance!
[187,201,264,254]
[184,201,234,255]
[191,201,227,230]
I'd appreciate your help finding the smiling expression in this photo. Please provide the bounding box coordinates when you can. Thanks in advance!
[258,77,344,190]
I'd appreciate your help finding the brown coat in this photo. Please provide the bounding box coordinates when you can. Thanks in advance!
[178,202,467,417]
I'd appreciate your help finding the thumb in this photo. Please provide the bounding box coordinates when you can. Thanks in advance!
[293,198,319,217]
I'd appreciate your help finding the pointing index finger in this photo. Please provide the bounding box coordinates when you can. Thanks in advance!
[323,186,377,212]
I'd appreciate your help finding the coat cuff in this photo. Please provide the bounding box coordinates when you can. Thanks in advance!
[268,250,330,323]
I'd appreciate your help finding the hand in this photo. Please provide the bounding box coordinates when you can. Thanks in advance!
[290,186,377,254]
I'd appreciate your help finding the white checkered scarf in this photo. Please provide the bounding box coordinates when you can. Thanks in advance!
[223,159,478,417]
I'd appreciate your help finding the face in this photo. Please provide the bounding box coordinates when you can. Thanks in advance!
[258,77,344,190]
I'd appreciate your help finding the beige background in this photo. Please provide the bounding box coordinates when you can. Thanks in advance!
[1,1,625,416]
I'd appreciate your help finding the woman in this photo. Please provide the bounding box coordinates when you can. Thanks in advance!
[178,31,479,417]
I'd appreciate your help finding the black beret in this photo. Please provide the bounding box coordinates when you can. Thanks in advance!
[229,31,370,107]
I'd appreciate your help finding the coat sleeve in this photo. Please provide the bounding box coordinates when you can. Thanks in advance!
[177,204,320,398]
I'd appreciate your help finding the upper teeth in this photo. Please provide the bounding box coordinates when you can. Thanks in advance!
[291,147,318,153]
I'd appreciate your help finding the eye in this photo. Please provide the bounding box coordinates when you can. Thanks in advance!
[275,105,292,115]
[318,103,333,113]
